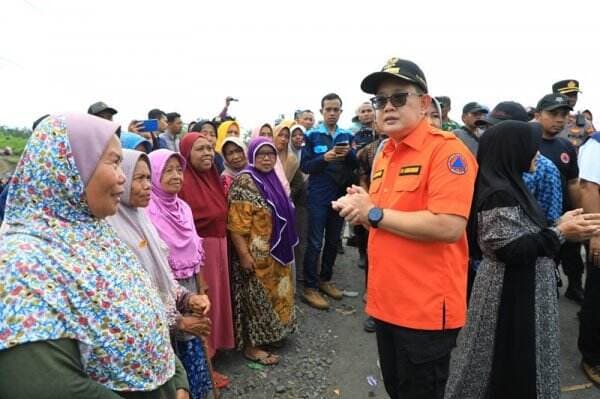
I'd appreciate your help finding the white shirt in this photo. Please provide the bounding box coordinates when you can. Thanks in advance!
[578,138,600,185]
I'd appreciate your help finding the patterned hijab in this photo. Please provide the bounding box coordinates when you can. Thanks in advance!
[0,114,175,391]
[242,137,298,265]
[146,149,204,279]
[107,149,178,311]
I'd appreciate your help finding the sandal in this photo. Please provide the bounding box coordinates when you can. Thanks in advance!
[212,371,230,389]
[243,349,280,366]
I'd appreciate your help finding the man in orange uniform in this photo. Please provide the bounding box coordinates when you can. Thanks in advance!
[333,57,477,399]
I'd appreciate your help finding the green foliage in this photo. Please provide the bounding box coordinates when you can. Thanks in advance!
[0,126,31,155]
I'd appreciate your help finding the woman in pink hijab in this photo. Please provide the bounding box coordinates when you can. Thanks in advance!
[145,149,222,393]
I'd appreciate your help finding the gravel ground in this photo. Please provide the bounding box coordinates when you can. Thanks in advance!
[210,242,599,398]
[213,244,382,399]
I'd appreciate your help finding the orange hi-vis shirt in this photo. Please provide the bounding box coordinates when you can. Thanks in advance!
[366,119,477,331]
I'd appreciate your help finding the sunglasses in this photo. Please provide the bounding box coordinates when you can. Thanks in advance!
[370,92,423,110]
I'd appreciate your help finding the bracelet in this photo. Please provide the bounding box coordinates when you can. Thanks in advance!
[550,226,566,245]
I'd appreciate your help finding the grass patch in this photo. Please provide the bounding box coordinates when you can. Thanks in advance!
[0,134,29,155]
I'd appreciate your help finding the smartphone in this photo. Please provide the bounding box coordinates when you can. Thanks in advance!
[137,119,158,132]
[334,140,350,147]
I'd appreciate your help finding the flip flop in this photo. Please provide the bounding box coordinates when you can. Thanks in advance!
[244,350,280,366]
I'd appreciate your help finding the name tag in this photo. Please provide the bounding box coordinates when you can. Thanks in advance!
[399,165,421,176]
[314,145,328,154]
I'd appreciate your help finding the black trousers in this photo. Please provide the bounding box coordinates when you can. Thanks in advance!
[354,225,369,285]
[560,241,585,288]
[579,257,600,366]
[374,319,458,399]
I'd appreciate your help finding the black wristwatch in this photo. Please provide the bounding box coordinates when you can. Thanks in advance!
[368,207,384,228]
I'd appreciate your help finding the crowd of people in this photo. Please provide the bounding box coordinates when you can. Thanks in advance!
[1,56,600,399]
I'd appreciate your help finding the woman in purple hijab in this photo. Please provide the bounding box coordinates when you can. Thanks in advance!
[228,137,299,366]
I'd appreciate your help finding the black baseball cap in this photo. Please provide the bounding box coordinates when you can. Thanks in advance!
[361,57,428,94]
[436,96,451,109]
[552,79,581,95]
[88,101,117,116]
[536,94,573,112]
[462,102,489,114]
[475,101,529,127]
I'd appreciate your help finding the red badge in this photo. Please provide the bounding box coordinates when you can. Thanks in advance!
[448,153,467,175]
[560,152,570,164]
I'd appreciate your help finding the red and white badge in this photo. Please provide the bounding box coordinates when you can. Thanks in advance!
[560,152,570,164]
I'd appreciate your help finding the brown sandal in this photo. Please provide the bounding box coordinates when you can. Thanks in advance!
[243,350,280,366]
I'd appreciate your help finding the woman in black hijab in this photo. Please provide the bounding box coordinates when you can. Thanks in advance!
[445,121,600,399]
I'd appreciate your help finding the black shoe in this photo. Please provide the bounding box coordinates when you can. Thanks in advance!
[565,287,584,304]
[337,240,345,254]
[363,317,376,333]
[358,253,366,270]
[346,236,357,247]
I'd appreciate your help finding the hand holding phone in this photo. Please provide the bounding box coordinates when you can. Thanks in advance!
[334,141,350,155]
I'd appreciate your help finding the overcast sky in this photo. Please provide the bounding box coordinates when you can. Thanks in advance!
[1,0,599,131]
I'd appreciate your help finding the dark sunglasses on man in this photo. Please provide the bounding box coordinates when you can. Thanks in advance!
[370,92,423,110]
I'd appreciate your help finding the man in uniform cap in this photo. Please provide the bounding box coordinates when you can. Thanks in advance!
[453,102,489,155]
[333,57,477,399]
[87,101,118,121]
[436,96,460,132]
[535,93,585,303]
[552,79,595,149]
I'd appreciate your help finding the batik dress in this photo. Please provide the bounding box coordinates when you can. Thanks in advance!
[227,173,297,349]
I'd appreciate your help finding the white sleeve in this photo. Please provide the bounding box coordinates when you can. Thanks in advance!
[578,140,600,184]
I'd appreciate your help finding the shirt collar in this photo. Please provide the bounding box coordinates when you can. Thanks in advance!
[385,118,430,153]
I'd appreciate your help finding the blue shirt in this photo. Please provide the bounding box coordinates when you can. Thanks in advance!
[301,122,357,200]
[523,154,563,225]
[159,132,180,152]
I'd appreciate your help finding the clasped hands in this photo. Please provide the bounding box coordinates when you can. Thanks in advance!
[179,294,212,337]
[331,185,374,228]
[558,209,600,267]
